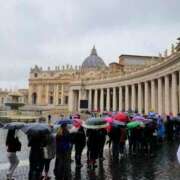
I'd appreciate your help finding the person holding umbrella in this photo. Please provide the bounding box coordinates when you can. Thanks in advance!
[41,126,56,180]
[54,123,71,180]
[72,119,86,168]
[6,129,21,180]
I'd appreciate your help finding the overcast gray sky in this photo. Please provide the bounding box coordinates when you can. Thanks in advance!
[0,0,180,89]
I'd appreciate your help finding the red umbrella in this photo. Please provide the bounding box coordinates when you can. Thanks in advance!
[113,112,129,122]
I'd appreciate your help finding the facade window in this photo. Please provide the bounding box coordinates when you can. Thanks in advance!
[65,96,68,105]
[32,92,37,105]
[49,96,53,104]
[34,73,38,78]
[58,98,61,105]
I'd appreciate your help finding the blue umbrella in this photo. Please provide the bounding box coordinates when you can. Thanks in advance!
[55,118,73,125]
[22,123,50,136]
[3,122,25,130]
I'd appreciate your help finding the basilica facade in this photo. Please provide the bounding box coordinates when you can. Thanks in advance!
[28,39,180,115]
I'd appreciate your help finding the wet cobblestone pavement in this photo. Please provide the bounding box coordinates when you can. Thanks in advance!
[0,142,179,180]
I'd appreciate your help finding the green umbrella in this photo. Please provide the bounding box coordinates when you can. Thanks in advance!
[82,118,109,129]
[127,121,144,129]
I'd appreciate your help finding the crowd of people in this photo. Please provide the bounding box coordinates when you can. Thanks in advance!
[5,112,180,180]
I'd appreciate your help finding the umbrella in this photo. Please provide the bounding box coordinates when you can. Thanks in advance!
[111,120,125,127]
[22,123,50,136]
[82,118,109,129]
[55,118,73,125]
[104,117,113,123]
[0,122,4,128]
[3,122,25,130]
[113,112,129,122]
[132,116,145,122]
[177,145,180,164]
[127,121,144,129]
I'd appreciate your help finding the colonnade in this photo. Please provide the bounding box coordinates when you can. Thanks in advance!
[70,71,180,115]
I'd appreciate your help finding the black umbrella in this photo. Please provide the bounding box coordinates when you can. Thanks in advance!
[22,123,50,136]
[3,122,25,130]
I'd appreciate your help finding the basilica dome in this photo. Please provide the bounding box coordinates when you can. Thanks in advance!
[82,46,106,69]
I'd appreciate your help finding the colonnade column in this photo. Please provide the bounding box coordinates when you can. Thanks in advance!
[113,87,117,111]
[165,75,170,114]
[144,82,149,114]
[106,88,110,111]
[125,85,129,111]
[119,86,123,111]
[158,78,163,114]
[88,89,92,111]
[171,73,178,115]
[138,83,142,113]
[94,89,98,111]
[151,80,155,111]
[100,88,104,112]
[131,84,135,111]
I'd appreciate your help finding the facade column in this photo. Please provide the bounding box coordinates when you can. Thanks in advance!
[131,84,135,111]
[125,85,129,111]
[54,84,59,105]
[158,78,163,114]
[61,84,64,105]
[46,85,49,105]
[37,85,42,105]
[119,86,122,111]
[88,89,92,111]
[165,75,170,114]
[144,81,149,114]
[100,88,104,112]
[106,88,110,111]
[68,89,74,112]
[94,89,98,111]
[171,73,178,116]
[151,80,156,111]
[138,83,142,113]
[113,87,117,111]
[28,85,32,105]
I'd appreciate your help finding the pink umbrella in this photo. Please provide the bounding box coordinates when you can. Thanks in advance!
[104,117,113,123]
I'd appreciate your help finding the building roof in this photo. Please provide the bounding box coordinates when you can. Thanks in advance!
[119,54,159,59]
[82,46,106,69]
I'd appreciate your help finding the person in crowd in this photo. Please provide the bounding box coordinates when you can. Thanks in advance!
[73,126,86,168]
[97,128,107,161]
[6,129,21,180]
[165,115,174,141]
[54,123,71,180]
[119,126,127,158]
[41,127,56,180]
[128,128,138,155]
[86,129,99,169]
[109,126,121,160]
[28,134,46,180]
